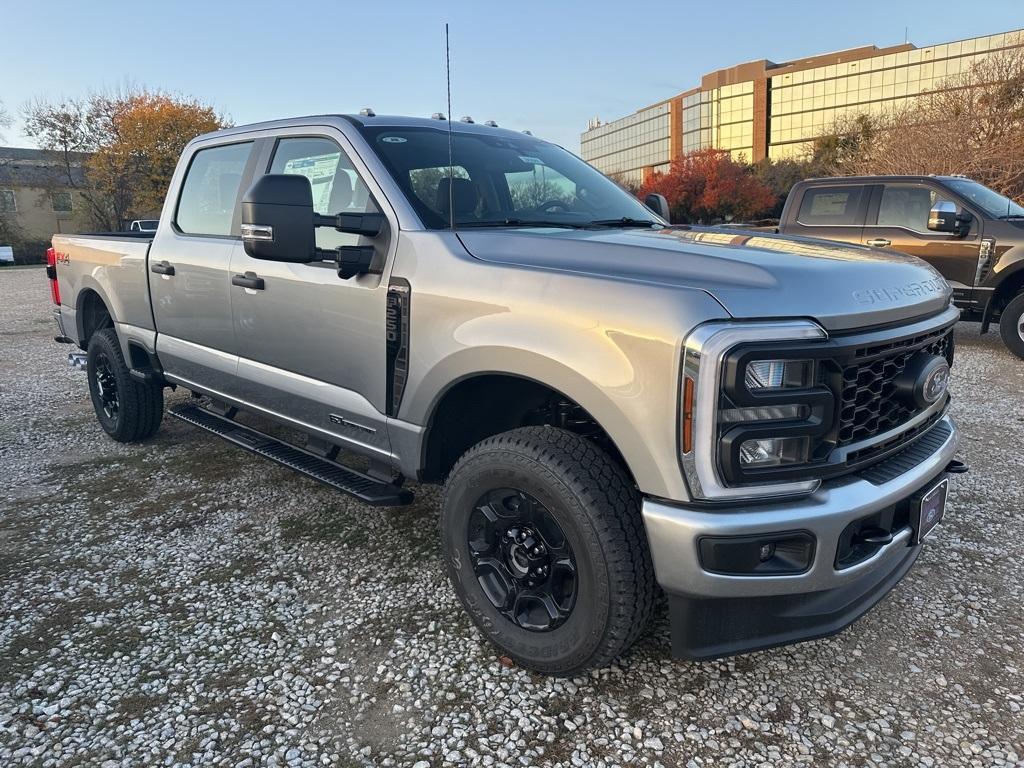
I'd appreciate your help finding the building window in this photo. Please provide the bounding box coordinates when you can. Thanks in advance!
[51,191,73,213]
[0,189,15,213]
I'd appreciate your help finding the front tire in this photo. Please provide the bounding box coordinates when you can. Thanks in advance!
[87,328,164,442]
[440,427,655,676]
[999,292,1024,360]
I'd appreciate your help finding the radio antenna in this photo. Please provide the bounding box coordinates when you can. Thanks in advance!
[445,23,455,231]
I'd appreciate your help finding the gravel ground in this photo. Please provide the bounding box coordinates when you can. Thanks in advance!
[1,266,1022,768]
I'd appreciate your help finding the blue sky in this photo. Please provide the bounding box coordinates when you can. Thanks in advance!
[1,0,1020,152]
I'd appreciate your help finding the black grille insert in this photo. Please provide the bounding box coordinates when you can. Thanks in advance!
[836,326,954,447]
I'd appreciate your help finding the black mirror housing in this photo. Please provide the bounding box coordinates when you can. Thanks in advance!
[644,193,671,222]
[241,174,317,262]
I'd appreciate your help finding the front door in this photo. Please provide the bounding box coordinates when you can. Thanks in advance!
[150,140,255,393]
[228,133,393,457]
[861,182,982,287]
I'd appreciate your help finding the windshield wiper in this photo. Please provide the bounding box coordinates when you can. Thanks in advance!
[585,217,660,229]
[457,219,585,229]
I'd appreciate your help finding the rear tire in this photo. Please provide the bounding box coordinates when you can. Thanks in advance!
[440,426,655,676]
[86,328,164,442]
[999,292,1024,360]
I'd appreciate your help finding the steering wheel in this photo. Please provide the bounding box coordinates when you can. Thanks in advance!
[536,199,570,213]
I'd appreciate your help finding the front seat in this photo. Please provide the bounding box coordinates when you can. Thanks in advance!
[436,177,478,221]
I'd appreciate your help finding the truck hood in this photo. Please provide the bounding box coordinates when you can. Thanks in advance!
[457,227,953,331]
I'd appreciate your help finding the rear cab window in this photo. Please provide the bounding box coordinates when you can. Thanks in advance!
[175,142,253,236]
[796,185,866,226]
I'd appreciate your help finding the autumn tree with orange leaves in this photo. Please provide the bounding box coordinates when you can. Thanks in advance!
[638,148,776,225]
[24,89,229,230]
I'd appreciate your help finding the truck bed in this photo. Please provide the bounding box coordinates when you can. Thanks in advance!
[52,232,155,345]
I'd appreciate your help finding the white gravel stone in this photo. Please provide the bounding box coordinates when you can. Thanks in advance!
[1,265,1022,768]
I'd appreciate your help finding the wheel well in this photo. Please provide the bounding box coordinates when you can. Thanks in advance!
[420,374,632,485]
[78,290,114,348]
[993,269,1024,317]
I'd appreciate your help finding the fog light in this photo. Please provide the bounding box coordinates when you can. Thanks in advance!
[699,532,815,575]
[739,436,810,467]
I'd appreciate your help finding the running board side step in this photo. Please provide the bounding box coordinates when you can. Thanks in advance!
[169,403,413,507]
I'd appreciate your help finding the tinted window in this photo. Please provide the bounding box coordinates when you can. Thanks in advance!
[176,142,252,236]
[875,184,954,232]
[269,137,376,250]
[797,186,865,226]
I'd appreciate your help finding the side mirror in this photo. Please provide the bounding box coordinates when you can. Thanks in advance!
[644,193,671,222]
[241,174,316,262]
[927,201,958,234]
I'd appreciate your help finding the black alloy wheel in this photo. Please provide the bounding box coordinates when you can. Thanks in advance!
[467,488,578,632]
[92,350,120,421]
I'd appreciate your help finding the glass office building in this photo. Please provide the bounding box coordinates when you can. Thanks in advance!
[581,28,1024,183]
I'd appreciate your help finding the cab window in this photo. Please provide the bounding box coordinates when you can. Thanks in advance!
[874,184,957,233]
[269,137,377,250]
[176,142,253,236]
[796,185,865,226]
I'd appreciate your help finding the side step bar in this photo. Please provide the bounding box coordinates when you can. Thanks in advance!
[169,403,413,507]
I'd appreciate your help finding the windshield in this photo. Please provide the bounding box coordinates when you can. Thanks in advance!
[358,125,661,230]
[943,178,1024,219]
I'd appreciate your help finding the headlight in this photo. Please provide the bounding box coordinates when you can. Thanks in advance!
[744,359,812,390]
[680,321,829,502]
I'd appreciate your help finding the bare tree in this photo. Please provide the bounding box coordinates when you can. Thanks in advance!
[820,48,1024,201]
[0,99,10,141]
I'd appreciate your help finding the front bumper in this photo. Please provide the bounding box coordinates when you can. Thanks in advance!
[643,414,959,659]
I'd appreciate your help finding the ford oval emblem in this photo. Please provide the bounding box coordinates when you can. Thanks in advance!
[381,136,407,143]
[894,353,951,409]
[920,359,950,404]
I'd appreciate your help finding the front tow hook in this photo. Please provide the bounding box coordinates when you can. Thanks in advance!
[68,352,87,371]
[854,527,894,547]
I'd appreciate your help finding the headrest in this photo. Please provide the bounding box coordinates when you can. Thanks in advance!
[328,173,353,212]
[436,177,478,217]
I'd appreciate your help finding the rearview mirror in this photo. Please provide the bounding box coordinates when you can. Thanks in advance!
[241,174,316,262]
[644,193,671,222]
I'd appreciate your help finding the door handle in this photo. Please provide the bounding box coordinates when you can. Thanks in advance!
[232,271,265,290]
[150,260,175,276]
[866,238,891,248]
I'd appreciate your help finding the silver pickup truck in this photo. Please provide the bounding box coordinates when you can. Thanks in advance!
[47,113,965,675]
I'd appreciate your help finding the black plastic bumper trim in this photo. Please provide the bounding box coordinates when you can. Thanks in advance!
[668,544,920,660]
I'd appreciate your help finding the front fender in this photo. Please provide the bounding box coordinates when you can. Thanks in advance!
[401,285,730,502]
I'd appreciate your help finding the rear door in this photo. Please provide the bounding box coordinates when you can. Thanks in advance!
[786,183,869,245]
[150,140,257,392]
[860,181,981,287]
[227,130,394,457]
